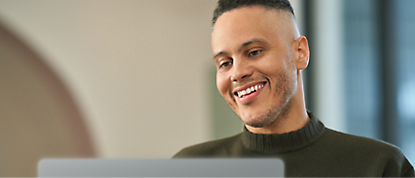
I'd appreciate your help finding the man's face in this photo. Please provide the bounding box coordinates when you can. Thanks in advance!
[212,6,298,128]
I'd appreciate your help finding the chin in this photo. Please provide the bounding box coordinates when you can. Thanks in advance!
[243,117,275,128]
[240,108,279,128]
[240,104,281,128]
[245,121,271,128]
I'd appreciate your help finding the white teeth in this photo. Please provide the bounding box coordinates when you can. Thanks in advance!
[237,84,264,98]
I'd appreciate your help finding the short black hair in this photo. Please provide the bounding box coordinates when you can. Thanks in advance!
[212,0,295,27]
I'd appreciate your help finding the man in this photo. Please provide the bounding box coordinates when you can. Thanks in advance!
[174,0,415,177]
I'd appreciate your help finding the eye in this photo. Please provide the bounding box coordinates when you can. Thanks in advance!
[248,49,262,57]
[219,61,233,69]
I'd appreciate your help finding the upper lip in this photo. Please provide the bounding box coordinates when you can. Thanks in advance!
[232,81,267,96]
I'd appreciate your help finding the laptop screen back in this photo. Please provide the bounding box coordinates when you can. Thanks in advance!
[38,158,284,177]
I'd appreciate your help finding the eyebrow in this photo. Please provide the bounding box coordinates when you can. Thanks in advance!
[213,51,229,60]
[213,38,268,60]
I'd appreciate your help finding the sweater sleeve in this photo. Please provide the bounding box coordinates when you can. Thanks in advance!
[401,158,414,177]
[381,145,415,177]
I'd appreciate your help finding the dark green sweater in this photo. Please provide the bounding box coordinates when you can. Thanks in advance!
[174,113,415,177]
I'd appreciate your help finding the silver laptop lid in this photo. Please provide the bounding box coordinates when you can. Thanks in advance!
[38,158,284,177]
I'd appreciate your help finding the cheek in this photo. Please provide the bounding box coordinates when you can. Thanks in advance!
[256,60,280,76]
[217,73,238,111]
[258,55,293,77]
[216,73,229,97]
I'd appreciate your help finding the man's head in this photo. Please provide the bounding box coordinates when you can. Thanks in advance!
[212,0,310,133]
[212,0,295,27]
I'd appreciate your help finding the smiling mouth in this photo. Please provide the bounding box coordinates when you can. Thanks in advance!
[234,83,266,98]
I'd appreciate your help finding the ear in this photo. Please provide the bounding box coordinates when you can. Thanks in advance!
[292,36,310,70]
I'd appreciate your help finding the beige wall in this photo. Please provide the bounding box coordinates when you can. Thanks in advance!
[0,23,95,176]
[0,0,217,158]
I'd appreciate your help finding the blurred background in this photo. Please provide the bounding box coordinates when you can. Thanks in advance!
[0,0,413,176]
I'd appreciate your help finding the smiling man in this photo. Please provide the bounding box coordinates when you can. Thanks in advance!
[174,0,414,177]
[211,1,309,135]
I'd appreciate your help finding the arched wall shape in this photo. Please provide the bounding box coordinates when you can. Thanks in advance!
[0,23,95,177]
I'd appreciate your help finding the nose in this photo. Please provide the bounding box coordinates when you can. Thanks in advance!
[230,59,253,82]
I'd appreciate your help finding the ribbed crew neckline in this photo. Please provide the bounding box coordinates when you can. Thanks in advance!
[241,112,325,154]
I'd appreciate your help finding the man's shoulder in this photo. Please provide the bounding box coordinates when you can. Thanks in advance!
[319,129,414,177]
[324,128,401,153]
[173,133,242,158]
[323,128,414,176]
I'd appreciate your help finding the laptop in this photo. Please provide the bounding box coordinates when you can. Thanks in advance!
[38,158,284,177]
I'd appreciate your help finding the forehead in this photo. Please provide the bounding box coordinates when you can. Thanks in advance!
[212,6,292,53]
